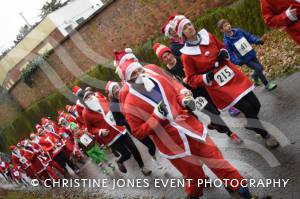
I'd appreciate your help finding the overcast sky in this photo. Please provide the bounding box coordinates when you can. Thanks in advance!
[0,0,70,53]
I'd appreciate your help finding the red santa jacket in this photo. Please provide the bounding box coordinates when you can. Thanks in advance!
[20,146,45,173]
[11,149,31,169]
[123,71,207,159]
[260,0,300,45]
[58,126,75,156]
[82,92,126,146]
[0,161,9,173]
[181,29,254,111]
[75,100,86,128]
[39,132,64,156]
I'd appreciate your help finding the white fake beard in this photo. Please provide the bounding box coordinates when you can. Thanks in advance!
[84,95,102,112]
[135,74,155,92]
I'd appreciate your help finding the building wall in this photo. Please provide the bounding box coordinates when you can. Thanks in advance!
[9,0,234,108]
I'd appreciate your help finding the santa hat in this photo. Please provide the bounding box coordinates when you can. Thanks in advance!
[72,86,83,96]
[114,48,138,79]
[58,117,66,125]
[105,81,119,96]
[35,124,42,130]
[161,14,177,37]
[41,117,49,125]
[30,133,36,139]
[175,16,191,38]
[153,43,171,60]
[120,59,143,81]
[57,110,64,116]
[161,14,186,38]
[9,145,16,151]
[65,105,73,112]
[83,90,94,100]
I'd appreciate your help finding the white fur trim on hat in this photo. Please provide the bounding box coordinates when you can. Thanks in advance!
[164,23,172,38]
[177,18,191,38]
[125,62,143,81]
[108,82,119,95]
[119,53,138,66]
[155,45,166,56]
[286,7,298,21]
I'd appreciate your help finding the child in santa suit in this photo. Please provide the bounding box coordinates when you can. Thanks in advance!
[176,15,279,148]
[260,0,300,45]
[118,59,264,199]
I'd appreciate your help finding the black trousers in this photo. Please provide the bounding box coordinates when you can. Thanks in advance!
[234,91,268,138]
[140,136,156,157]
[193,86,232,135]
[110,134,144,168]
[53,148,78,171]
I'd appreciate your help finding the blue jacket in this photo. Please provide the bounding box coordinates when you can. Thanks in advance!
[223,28,262,65]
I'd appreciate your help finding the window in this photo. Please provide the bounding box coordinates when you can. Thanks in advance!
[76,17,85,25]
[64,25,73,33]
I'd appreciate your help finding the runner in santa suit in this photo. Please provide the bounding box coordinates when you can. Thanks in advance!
[260,0,300,45]
[0,159,10,182]
[152,42,243,144]
[41,117,59,133]
[38,125,80,175]
[119,59,261,199]
[9,145,35,180]
[57,117,85,165]
[106,81,163,169]
[176,16,279,148]
[31,128,65,176]
[19,140,54,182]
[9,165,28,186]
[82,90,151,176]
[72,86,87,129]
[28,137,60,181]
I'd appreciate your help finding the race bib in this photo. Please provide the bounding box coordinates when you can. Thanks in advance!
[0,162,5,167]
[234,37,253,56]
[194,97,208,112]
[80,134,93,147]
[61,132,69,139]
[13,171,19,176]
[214,66,235,87]
[20,157,27,164]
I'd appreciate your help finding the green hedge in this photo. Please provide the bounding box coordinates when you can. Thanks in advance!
[0,0,268,152]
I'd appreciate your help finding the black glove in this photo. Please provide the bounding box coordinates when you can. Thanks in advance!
[205,71,214,83]
[183,97,196,111]
[217,49,229,64]
[157,101,168,117]
[259,40,264,45]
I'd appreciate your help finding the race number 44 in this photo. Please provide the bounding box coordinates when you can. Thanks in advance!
[214,66,235,87]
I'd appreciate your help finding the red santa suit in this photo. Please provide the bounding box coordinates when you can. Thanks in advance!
[181,29,254,111]
[11,148,35,179]
[75,100,86,128]
[82,92,126,146]
[260,0,300,45]
[58,126,75,157]
[29,141,60,180]
[121,60,245,197]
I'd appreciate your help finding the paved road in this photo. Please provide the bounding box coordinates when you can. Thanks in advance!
[1,72,300,199]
